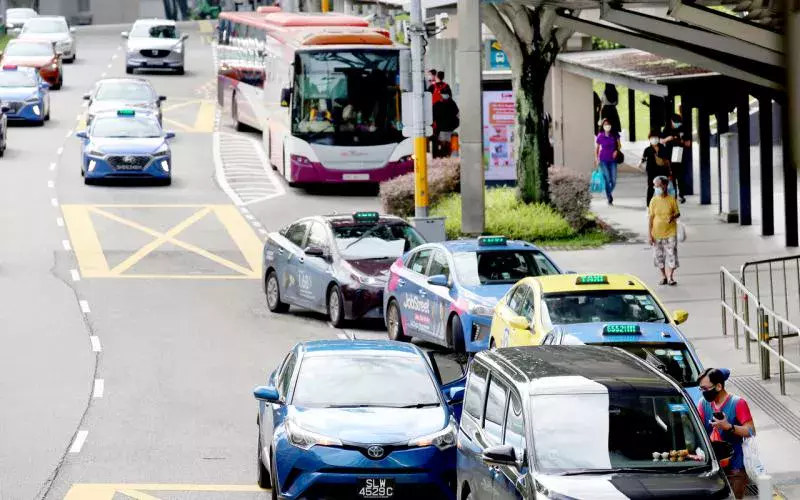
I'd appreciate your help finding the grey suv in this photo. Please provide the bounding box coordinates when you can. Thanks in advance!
[123,19,188,75]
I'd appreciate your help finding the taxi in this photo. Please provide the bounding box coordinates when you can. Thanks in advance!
[489,273,689,349]
[74,109,175,185]
[0,65,51,124]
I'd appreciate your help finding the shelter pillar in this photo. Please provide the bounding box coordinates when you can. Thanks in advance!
[737,92,752,226]
[785,0,800,247]
[681,98,694,196]
[627,88,636,142]
[715,108,729,213]
[698,105,712,205]
[758,95,774,236]
[649,95,665,132]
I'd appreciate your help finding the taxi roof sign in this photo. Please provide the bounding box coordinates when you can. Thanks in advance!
[603,324,642,335]
[478,236,507,246]
[576,274,608,285]
[117,109,135,116]
[353,211,379,222]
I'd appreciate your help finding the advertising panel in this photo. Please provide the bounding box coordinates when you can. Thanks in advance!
[483,90,516,181]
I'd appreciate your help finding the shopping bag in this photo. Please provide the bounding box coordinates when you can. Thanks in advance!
[671,146,684,163]
[743,432,767,479]
[677,222,687,242]
[590,168,605,193]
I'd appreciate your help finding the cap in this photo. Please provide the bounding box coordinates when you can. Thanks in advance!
[718,368,731,381]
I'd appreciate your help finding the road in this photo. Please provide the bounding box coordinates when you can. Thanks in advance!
[0,22,396,500]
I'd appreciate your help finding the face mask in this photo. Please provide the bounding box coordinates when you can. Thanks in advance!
[702,387,719,402]
[650,138,659,145]
[603,125,612,132]
[673,122,681,128]
[442,95,450,100]
[654,187,664,196]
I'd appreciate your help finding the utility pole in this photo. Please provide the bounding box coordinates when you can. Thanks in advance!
[409,0,428,218]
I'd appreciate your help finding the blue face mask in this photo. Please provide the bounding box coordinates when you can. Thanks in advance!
[673,122,681,128]
[654,187,664,196]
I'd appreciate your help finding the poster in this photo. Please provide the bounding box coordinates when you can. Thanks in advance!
[488,40,510,70]
[483,90,517,181]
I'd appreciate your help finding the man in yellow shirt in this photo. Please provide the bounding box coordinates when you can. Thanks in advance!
[648,175,681,285]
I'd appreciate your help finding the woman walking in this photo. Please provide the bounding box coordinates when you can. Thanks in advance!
[641,129,671,206]
[595,118,622,205]
[648,176,680,285]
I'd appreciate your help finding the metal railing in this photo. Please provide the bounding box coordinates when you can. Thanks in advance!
[721,262,800,395]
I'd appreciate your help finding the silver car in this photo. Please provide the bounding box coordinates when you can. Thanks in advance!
[18,15,76,62]
[123,19,188,75]
[83,78,166,127]
[5,8,37,37]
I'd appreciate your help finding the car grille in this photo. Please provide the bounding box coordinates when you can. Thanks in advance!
[140,49,170,58]
[107,155,151,170]
[4,102,23,113]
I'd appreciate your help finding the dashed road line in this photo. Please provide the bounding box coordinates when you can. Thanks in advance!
[51,198,59,207]
[79,300,91,314]
[50,162,57,171]
[69,430,89,453]
[65,129,73,138]
[112,53,118,60]
[70,269,81,281]
[48,180,55,188]
[62,240,72,251]
[57,217,64,227]
[56,147,63,155]
[100,72,106,78]
[213,131,284,206]
[90,336,101,352]
[93,379,104,398]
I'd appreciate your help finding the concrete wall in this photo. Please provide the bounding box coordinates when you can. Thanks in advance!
[550,64,594,173]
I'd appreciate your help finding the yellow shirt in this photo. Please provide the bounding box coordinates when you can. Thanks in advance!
[649,195,679,239]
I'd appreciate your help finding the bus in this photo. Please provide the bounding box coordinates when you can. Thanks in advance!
[217,11,413,185]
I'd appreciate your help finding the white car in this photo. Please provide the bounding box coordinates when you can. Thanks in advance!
[5,8,37,37]
[18,15,76,63]
[123,19,188,75]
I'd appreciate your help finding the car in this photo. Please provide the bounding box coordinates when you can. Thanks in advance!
[253,339,465,499]
[18,15,75,62]
[122,19,188,75]
[83,78,165,127]
[263,211,426,327]
[489,273,689,349]
[5,8,38,37]
[0,39,62,89]
[74,109,175,185]
[0,65,50,124]
[383,236,562,353]
[457,345,735,500]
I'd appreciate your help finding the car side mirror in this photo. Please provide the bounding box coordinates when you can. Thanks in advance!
[304,246,325,258]
[280,87,291,108]
[164,131,175,140]
[711,440,734,461]
[1,105,9,113]
[181,33,189,40]
[70,27,76,33]
[444,385,464,405]
[427,274,449,288]
[159,95,167,102]
[253,385,282,404]
[565,270,577,274]
[75,131,88,139]
[508,315,530,331]
[121,31,128,38]
[82,93,90,100]
[482,444,517,466]
[673,309,689,325]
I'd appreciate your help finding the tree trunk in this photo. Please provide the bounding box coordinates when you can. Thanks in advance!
[514,57,550,204]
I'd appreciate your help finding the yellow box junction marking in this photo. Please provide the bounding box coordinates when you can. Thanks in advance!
[62,204,262,279]
[198,20,214,33]
[64,483,266,500]
[76,99,216,133]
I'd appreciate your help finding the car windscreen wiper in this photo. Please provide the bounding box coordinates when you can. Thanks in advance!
[395,402,440,408]
[344,223,386,251]
[323,404,385,408]
[676,464,712,474]
[560,467,673,476]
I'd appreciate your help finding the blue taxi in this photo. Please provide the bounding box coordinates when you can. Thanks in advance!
[75,109,175,185]
[542,322,705,402]
[0,64,50,124]
[384,236,562,353]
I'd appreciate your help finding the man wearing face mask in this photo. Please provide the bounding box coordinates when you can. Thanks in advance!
[661,113,691,204]
[641,129,671,206]
[696,368,755,499]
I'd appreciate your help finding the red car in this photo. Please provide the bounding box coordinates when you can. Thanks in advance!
[0,39,62,89]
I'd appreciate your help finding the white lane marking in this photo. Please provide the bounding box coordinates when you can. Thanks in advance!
[93,379,104,398]
[57,217,64,227]
[100,72,106,78]
[214,132,285,206]
[51,198,58,207]
[79,300,91,314]
[76,113,82,120]
[47,180,54,188]
[70,269,81,281]
[258,228,268,236]
[244,213,255,221]
[117,45,122,50]
[56,147,63,155]
[112,53,118,60]
[69,430,88,453]
[337,333,348,339]
[62,240,71,251]
[49,162,56,171]
[65,130,72,138]
[107,63,112,68]
[239,207,250,214]
[90,336,101,352]
[252,221,263,228]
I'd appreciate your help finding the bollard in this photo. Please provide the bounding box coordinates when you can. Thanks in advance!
[758,474,772,500]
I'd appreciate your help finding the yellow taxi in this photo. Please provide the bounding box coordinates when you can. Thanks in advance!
[489,273,689,348]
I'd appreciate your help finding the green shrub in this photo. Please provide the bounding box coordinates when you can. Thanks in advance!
[432,187,575,241]
[379,157,460,217]
[548,166,591,230]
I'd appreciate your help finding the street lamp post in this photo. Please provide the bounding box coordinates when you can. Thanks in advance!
[409,0,429,218]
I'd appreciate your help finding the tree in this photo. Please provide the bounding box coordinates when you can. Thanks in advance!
[482,4,574,203]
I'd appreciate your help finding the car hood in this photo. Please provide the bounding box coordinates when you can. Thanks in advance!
[345,258,394,279]
[89,100,158,115]
[2,56,54,68]
[19,32,71,43]
[88,137,166,155]
[0,87,39,100]
[127,37,182,51]
[535,471,728,499]
[288,406,447,444]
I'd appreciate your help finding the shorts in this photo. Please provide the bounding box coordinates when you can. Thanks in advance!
[725,468,749,499]
[653,236,679,269]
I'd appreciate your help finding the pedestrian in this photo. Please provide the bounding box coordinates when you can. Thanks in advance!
[599,84,622,136]
[426,69,437,90]
[697,368,756,499]
[661,113,691,204]
[430,71,451,105]
[432,87,459,158]
[593,91,602,135]
[595,118,621,205]
[641,129,671,206]
[648,176,680,285]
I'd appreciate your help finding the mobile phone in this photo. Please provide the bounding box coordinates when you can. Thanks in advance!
[713,411,725,420]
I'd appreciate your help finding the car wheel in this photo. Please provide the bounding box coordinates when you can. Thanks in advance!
[176,66,185,75]
[448,315,466,352]
[84,177,94,185]
[489,337,496,349]
[387,300,409,342]
[266,271,289,313]
[52,77,62,90]
[327,285,345,327]
[256,433,271,489]
[125,65,133,74]
[45,105,50,121]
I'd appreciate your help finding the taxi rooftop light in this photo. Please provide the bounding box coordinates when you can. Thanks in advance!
[576,274,608,285]
[353,211,379,222]
[117,109,135,116]
[603,324,642,335]
[478,236,507,246]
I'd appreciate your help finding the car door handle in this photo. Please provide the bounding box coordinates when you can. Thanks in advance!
[277,248,284,254]
[396,278,406,287]
[298,256,304,264]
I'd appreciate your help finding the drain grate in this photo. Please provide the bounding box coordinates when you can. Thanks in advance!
[730,377,800,443]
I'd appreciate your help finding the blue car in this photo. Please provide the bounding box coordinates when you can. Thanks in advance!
[0,64,50,125]
[542,322,705,402]
[384,236,562,353]
[74,109,175,185]
[254,340,465,500]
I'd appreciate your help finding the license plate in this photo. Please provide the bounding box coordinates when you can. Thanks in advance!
[357,478,395,499]
[116,164,140,170]
[343,173,369,181]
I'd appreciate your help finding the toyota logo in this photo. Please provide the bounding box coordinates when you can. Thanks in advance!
[366,445,384,458]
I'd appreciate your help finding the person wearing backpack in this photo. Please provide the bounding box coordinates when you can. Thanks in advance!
[697,368,756,499]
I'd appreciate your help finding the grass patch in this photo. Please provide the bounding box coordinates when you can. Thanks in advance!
[0,35,9,51]
[431,187,616,248]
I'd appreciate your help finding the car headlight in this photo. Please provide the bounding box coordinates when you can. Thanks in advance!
[352,273,381,286]
[174,44,183,53]
[25,95,40,103]
[50,62,58,69]
[86,148,104,157]
[152,144,170,157]
[408,419,457,450]
[468,303,494,318]
[285,419,342,451]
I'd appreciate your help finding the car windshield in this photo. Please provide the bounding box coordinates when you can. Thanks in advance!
[543,291,668,324]
[95,83,154,101]
[453,250,560,285]
[291,354,441,408]
[333,223,425,260]
[594,344,701,388]
[531,391,710,474]
[91,117,161,138]
[7,9,36,20]
[131,23,178,38]
[0,70,37,87]
[21,18,67,33]
[4,42,51,57]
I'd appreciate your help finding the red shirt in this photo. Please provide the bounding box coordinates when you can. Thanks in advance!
[697,395,753,441]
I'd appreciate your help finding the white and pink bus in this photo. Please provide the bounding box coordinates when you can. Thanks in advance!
[217,11,413,185]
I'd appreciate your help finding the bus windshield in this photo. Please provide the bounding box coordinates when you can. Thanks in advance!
[292,49,402,147]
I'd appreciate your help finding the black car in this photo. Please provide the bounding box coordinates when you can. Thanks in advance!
[263,211,426,326]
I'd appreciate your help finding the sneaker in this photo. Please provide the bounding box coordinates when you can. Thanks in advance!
[679,197,686,204]
[659,278,668,285]
[669,280,678,286]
